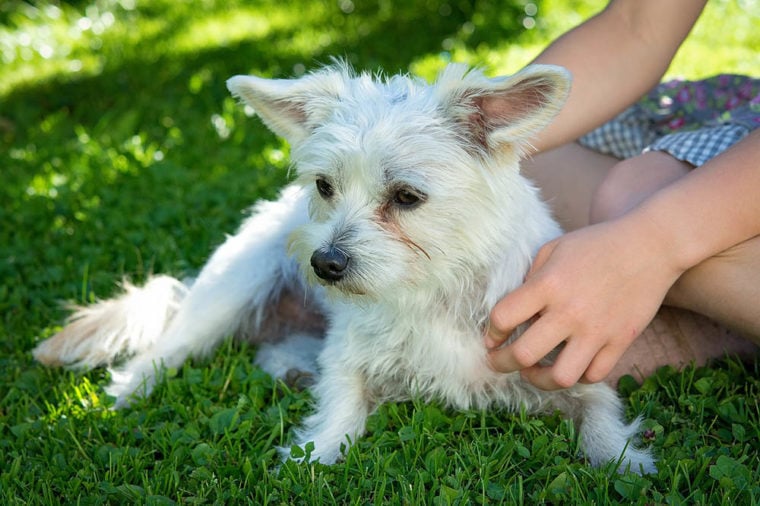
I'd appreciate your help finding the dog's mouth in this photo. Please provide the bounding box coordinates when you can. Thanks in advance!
[314,276,367,296]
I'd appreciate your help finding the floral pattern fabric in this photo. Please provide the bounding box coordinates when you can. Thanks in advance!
[641,74,760,133]
[579,74,760,167]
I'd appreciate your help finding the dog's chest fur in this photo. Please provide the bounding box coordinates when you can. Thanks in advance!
[322,291,515,410]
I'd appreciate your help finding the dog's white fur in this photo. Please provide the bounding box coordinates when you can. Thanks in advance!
[34,63,655,473]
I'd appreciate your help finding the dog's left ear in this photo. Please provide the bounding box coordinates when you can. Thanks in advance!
[440,64,571,153]
[226,69,346,145]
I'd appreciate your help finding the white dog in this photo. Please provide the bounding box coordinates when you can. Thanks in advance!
[34,62,654,473]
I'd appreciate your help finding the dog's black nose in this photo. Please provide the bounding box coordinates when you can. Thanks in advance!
[310,247,349,282]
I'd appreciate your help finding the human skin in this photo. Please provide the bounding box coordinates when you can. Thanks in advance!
[520,144,759,387]
[485,0,760,390]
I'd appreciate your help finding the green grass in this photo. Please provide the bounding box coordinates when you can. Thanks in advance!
[2,0,759,503]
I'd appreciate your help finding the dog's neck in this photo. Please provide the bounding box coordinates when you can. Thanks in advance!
[347,260,507,332]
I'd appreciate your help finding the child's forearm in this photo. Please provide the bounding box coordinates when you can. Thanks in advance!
[622,129,760,275]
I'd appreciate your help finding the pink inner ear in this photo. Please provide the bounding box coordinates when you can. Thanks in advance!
[460,78,561,152]
[477,81,556,127]
[275,98,308,126]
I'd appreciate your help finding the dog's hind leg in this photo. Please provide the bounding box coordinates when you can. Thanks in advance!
[104,185,313,404]
[37,185,312,405]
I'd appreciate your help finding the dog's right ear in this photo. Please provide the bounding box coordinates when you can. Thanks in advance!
[437,64,571,156]
[227,69,346,145]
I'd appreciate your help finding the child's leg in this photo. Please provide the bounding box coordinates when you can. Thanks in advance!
[588,150,691,224]
[521,142,619,231]
[607,306,757,386]
[667,235,760,341]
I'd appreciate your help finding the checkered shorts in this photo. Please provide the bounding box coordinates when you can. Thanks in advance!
[579,75,760,167]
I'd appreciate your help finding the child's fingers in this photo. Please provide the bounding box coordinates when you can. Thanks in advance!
[487,314,567,373]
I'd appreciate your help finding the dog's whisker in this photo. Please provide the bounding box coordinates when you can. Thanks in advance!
[400,237,431,260]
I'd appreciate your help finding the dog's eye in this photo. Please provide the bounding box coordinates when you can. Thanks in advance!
[315,178,334,199]
[393,188,424,208]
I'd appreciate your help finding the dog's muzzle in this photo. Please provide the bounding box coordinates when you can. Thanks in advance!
[310,247,350,282]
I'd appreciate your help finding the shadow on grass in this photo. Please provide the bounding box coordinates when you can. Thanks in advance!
[0,0,531,329]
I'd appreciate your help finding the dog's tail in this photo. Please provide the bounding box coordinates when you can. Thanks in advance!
[33,275,190,370]
[575,384,657,475]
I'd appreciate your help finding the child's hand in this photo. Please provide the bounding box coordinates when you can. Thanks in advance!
[485,218,682,390]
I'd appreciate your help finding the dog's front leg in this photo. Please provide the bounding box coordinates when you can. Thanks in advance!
[284,365,372,465]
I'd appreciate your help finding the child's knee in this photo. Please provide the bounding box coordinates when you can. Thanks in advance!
[589,151,690,223]
[589,158,644,223]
